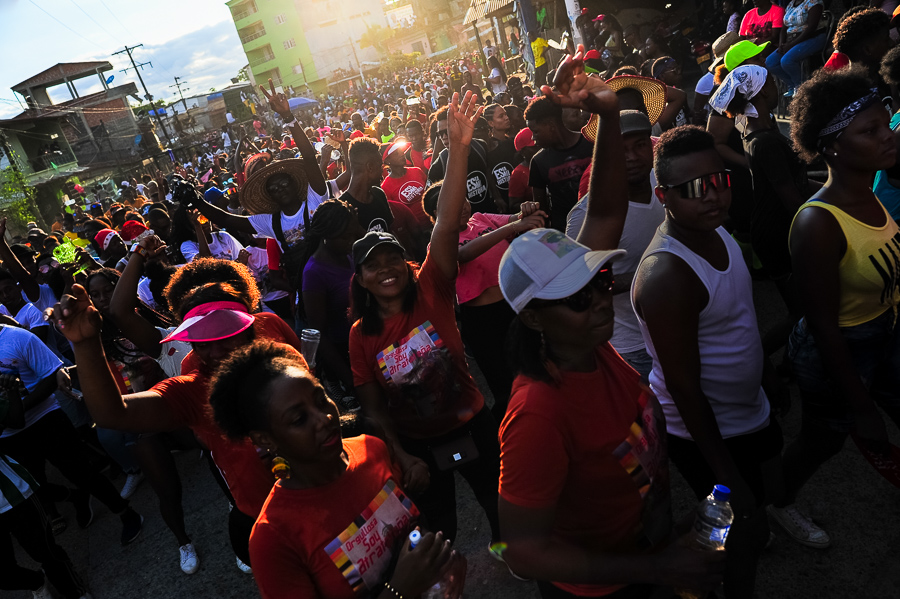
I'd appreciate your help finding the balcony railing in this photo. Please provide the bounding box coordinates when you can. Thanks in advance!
[232,3,258,21]
[240,28,266,44]
[31,149,77,173]
[249,53,276,67]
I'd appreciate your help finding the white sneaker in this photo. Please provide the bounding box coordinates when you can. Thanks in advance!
[179,543,199,574]
[767,504,830,549]
[32,583,53,599]
[119,472,144,499]
[236,555,252,574]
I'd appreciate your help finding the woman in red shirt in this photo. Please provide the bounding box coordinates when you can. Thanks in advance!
[348,93,502,552]
[209,340,462,599]
[496,50,726,598]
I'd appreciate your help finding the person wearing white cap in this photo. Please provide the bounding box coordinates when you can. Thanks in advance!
[496,48,725,597]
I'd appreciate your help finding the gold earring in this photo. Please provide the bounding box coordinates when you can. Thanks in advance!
[272,456,291,480]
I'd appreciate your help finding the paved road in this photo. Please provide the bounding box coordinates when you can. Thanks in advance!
[5,279,900,598]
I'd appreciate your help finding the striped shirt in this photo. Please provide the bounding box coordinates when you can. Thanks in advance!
[0,454,36,514]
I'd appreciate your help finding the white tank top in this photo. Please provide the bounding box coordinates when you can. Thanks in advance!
[633,227,770,440]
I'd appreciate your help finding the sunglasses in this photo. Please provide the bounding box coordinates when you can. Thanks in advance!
[38,260,60,274]
[533,268,614,312]
[657,170,731,199]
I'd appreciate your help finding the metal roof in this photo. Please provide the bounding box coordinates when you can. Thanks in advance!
[463,0,515,25]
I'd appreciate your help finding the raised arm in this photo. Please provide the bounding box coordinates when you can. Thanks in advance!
[48,285,182,433]
[457,203,547,263]
[0,217,41,301]
[260,79,327,195]
[541,46,626,251]
[429,91,483,280]
[108,236,168,358]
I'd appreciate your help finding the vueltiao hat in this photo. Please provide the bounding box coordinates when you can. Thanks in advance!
[238,158,309,215]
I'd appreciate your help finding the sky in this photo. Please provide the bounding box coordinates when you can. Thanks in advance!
[0,0,249,119]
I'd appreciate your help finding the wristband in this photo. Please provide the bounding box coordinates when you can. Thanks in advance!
[285,117,299,128]
[130,246,150,260]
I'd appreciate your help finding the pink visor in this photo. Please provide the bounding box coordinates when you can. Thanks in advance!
[160,301,256,343]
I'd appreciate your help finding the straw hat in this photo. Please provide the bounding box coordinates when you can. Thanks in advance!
[709,31,741,73]
[581,76,667,142]
[238,158,309,215]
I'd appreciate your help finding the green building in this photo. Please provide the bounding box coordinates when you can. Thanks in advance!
[226,0,388,95]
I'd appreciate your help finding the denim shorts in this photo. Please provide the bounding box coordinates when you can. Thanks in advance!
[788,309,900,433]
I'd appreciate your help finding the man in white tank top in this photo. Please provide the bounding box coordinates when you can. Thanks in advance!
[632,126,803,599]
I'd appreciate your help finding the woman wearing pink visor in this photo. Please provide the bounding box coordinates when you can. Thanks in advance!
[48,278,309,572]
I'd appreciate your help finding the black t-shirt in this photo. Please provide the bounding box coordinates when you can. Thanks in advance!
[743,128,808,278]
[487,138,517,209]
[427,139,492,213]
[343,186,395,233]
[528,135,594,230]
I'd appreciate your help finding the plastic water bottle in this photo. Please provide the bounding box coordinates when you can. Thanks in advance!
[408,530,447,599]
[300,329,321,368]
[676,484,734,599]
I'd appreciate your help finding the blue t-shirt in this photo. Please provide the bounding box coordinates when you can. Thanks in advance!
[873,112,900,222]
[0,325,63,437]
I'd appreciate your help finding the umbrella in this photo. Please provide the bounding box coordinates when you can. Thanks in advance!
[288,97,319,110]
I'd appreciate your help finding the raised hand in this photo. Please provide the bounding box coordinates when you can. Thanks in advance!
[542,45,619,116]
[46,284,103,344]
[137,234,168,261]
[447,91,484,147]
[260,78,293,121]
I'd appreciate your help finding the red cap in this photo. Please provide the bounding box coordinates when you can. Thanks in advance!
[514,128,535,152]
[382,140,410,161]
[584,49,602,61]
[593,14,605,22]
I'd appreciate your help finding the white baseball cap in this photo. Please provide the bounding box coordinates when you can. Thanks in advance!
[499,229,625,314]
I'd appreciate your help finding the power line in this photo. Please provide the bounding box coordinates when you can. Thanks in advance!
[98,0,134,38]
[113,44,173,145]
[67,0,124,46]
[27,0,107,52]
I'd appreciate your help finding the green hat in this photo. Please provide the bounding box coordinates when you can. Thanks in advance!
[724,40,770,72]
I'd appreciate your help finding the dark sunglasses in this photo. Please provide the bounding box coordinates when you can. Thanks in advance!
[657,170,731,199]
[533,268,614,312]
[38,260,60,274]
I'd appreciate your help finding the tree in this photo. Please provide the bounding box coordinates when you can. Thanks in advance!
[0,148,43,235]
[380,52,422,79]
[359,24,394,56]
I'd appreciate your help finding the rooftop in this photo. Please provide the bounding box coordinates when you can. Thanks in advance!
[12,61,113,93]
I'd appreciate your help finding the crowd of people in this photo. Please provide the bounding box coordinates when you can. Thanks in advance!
[3,2,900,598]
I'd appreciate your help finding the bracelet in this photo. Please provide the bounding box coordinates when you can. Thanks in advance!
[383,582,405,599]
[130,246,150,260]
[285,117,299,128]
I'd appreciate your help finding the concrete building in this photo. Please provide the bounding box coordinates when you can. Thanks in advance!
[226,0,388,95]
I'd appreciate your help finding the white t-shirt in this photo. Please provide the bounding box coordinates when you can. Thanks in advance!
[26,284,58,312]
[247,186,328,250]
[222,131,233,147]
[0,325,62,438]
[566,171,664,354]
[695,72,715,97]
[12,303,46,331]
[246,246,289,304]
[137,277,156,309]
[180,231,244,263]
[490,68,507,95]
[154,326,192,379]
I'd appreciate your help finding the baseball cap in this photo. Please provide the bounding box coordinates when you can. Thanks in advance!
[619,110,652,136]
[382,140,410,161]
[161,301,256,343]
[724,40,770,72]
[10,244,38,260]
[514,128,535,152]
[204,187,225,204]
[352,231,406,266]
[499,228,625,314]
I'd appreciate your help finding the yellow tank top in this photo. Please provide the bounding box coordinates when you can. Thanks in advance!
[791,200,900,327]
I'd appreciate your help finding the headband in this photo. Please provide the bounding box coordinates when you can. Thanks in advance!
[709,65,768,119]
[818,88,880,139]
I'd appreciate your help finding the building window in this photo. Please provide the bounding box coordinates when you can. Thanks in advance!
[275,14,286,24]
[412,41,424,53]
[283,38,296,49]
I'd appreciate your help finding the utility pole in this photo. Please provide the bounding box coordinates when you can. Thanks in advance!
[348,37,366,88]
[170,76,190,112]
[113,44,173,147]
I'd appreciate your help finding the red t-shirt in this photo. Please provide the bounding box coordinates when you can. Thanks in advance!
[508,163,532,204]
[406,148,431,171]
[381,168,431,227]
[180,312,302,375]
[349,256,485,439]
[499,344,671,596]
[387,200,423,257]
[250,436,418,599]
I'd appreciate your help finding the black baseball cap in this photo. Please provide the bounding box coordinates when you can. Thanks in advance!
[352,231,405,266]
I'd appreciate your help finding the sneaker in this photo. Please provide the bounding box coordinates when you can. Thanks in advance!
[120,509,144,545]
[235,555,253,574]
[179,543,200,574]
[119,472,145,500]
[72,491,94,529]
[783,87,795,98]
[50,515,67,536]
[32,582,53,599]
[767,504,830,549]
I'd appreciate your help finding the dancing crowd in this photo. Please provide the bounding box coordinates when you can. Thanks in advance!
[3,3,900,599]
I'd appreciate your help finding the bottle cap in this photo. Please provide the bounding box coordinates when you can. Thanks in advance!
[409,530,421,549]
[712,484,731,501]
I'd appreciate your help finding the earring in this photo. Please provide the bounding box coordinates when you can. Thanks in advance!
[272,456,291,480]
[833,152,838,156]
